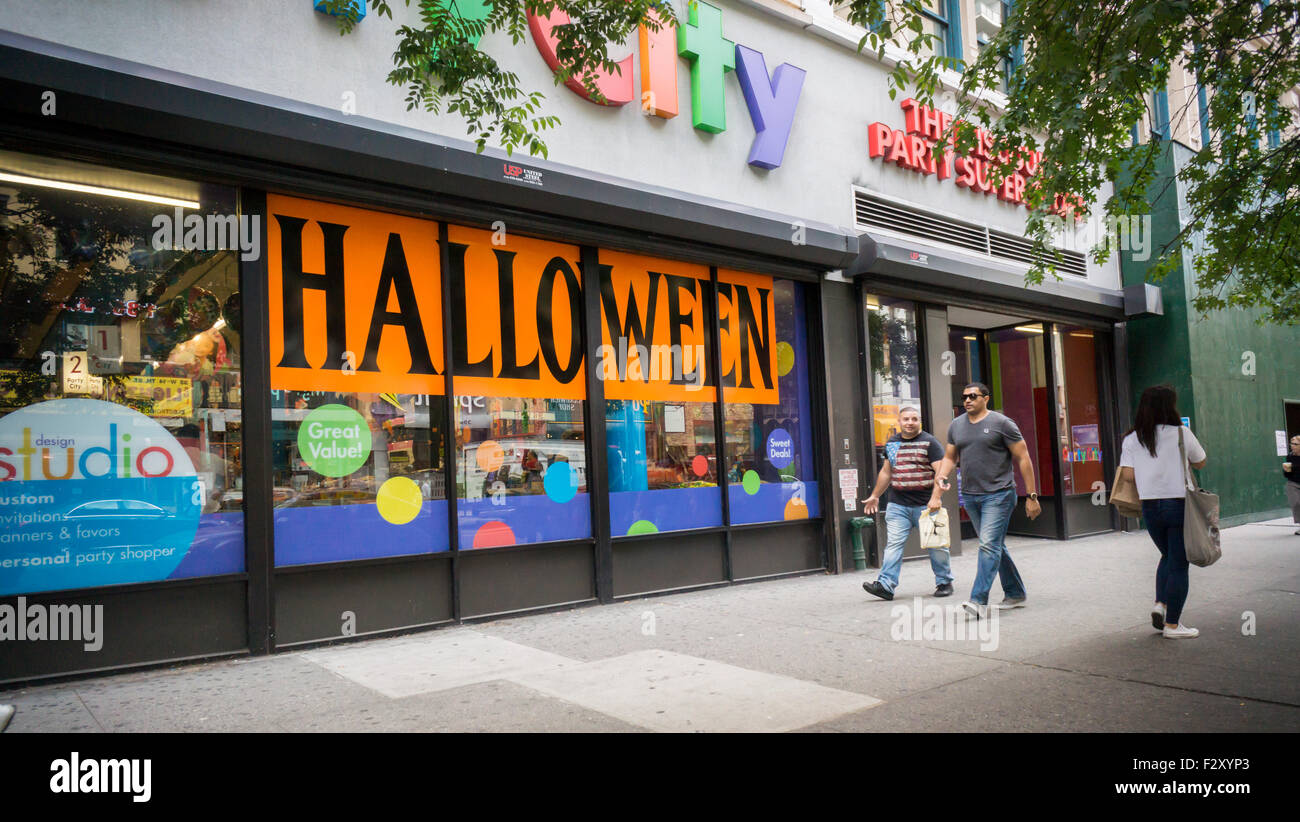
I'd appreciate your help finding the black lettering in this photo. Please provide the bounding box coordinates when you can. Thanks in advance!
[446,242,494,377]
[735,285,773,390]
[598,266,662,380]
[717,281,735,387]
[664,274,700,386]
[536,257,583,385]
[275,215,348,369]
[493,249,540,380]
[357,232,438,375]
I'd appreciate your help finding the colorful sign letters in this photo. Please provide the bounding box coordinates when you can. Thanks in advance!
[522,1,807,169]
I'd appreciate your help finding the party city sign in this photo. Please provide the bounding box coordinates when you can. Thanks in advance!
[868,97,1083,215]
[315,0,806,170]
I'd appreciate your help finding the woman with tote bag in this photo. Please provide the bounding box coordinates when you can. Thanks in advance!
[1118,385,1208,639]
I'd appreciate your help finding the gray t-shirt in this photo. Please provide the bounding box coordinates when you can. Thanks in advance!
[947,411,1025,495]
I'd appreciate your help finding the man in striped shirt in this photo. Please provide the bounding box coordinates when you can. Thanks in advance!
[861,407,953,600]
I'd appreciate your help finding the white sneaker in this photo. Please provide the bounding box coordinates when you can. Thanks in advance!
[995,597,1026,610]
[0,704,13,732]
[1151,603,1166,631]
[961,601,988,620]
[1163,623,1199,639]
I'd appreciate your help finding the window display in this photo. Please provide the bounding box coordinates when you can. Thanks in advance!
[0,152,243,594]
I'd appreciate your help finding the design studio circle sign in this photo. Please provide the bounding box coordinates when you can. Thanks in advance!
[0,398,201,595]
[298,404,371,477]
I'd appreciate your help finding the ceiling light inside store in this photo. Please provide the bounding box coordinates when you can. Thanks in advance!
[1013,326,1044,334]
[1069,331,1094,338]
[963,335,976,341]
[0,171,200,209]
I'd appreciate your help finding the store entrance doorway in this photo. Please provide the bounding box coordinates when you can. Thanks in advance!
[943,308,1058,539]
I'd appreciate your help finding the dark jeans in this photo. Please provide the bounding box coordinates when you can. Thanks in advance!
[1142,498,1189,625]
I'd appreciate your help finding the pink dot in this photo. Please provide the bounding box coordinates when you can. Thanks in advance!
[472,521,517,549]
[691,455,708,477]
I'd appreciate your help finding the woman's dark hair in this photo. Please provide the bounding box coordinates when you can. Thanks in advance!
[1129,384,1182,457]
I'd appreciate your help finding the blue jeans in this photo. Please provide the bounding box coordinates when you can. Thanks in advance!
[963,486,1026,605]
[876,503,954,594]
[1142,498,1189,625]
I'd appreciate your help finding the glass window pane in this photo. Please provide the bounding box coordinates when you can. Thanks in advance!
[867,296,923,472]
[599,250,721,536]
[0,152,242,595]
[266,195,452,564]
[724,278,820,524]
[1053,326,1104,495]
[450,227,589,548]
[272,391,448,564]
[456,395,587,547]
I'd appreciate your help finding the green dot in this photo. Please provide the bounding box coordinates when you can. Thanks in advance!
[298,404,371,477]
[742,470,761,495]
[627,520,659,536]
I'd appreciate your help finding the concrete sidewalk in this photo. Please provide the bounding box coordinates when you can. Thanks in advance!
[3,518,1298,732]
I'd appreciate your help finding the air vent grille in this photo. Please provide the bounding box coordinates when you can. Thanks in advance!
[854,191,1088,278]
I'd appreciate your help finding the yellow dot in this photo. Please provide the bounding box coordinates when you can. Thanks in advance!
[377,476,423,525]
[776,341,795,377]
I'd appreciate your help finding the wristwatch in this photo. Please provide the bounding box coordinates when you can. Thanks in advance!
[1027,492,1039,501]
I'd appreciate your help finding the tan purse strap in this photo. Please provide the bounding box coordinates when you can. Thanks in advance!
[1178,426,1194,492]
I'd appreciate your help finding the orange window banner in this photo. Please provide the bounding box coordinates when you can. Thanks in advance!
[596,254,778,405]
[444,225,585,401]
[718,268,779,405]
[268,194,776,405]
[268,194,445,395]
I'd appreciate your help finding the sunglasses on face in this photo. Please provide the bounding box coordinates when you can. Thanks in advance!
[961,393,985,401]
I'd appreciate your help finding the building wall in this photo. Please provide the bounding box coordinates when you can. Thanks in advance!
[0,0,1122,290]
[1122,141,1299,524]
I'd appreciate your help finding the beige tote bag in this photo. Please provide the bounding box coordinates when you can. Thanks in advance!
[919,507,951,551]
[1179,428,1221,567]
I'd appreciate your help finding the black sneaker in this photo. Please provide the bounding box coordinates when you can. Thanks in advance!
[934,583,954,597]
[862,580,894,601]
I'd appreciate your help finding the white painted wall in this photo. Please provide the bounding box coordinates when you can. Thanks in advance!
[0,0,1121,289]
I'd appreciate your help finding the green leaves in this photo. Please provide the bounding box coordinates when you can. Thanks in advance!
[335,0,674,157]
[873,0,1298,324]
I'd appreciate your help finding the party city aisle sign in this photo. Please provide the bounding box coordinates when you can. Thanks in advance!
[0,399,201,596]
[314,1,806,170]
[268,194,780,404]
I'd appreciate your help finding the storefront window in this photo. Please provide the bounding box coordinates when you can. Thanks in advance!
[0,152,243,595]
[1053,326,1104,495]
[600,250,721,535]
[448,226,590,548]
[456,395,587,547]
[867,296,923,469]
[271,391,448,564]
[724,277,819,524]
[267,194,451,564]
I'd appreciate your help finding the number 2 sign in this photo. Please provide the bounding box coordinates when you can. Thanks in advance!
[62,351,104,395]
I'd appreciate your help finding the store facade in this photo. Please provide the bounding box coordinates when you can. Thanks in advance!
[0,0,1138,682]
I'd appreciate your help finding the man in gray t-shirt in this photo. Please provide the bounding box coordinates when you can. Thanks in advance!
[928,382,1041,619]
